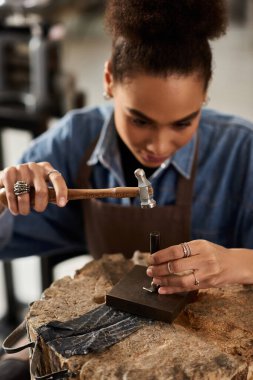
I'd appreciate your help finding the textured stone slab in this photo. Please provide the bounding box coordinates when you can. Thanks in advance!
[26,254,252,380]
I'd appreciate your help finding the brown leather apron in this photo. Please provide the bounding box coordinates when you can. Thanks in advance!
[78,140,198,259]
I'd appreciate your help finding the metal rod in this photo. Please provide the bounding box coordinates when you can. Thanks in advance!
[143,231,161,293]
[150,231,160,254]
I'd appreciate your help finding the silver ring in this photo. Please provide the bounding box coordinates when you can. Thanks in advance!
[181,242,192,258]
[168,262,173,274]
[13,181,30,196]
[47,169,61,179]
[192,270,200,286]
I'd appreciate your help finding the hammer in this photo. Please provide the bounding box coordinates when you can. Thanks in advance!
[0,168,156,209]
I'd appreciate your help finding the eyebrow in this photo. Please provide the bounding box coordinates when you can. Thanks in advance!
[127,108,200,125]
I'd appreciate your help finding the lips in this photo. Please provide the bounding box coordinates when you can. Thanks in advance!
[141,152,170,165]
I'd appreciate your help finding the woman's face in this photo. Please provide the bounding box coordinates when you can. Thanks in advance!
[105,67,206,168]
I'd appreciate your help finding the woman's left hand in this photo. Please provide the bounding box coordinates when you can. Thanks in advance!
[146,239,249,294]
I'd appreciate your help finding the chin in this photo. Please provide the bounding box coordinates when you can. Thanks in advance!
[137,158,162,168]
[145,163,162,169]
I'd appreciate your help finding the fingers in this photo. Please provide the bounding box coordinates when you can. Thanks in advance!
[146,240,228,294]
[147,255,199,277]
[152,270,201,294]
[146,241,199,294]
[1,167,19,215]
[15,165,32,215]
[1,165,32,215]
[43,167,67,208]
[31,164,50,212]
[0,162,68,215]
[147,242,197,266]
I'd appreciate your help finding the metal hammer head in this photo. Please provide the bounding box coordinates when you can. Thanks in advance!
[134,168,156,208]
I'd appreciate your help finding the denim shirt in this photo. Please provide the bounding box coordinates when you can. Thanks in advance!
[1,105,253,259]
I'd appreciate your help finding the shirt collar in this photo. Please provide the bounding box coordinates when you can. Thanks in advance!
[87,110,124,184]
[170,134,197,179]
[87,109,116,166]
[88,108,197,180]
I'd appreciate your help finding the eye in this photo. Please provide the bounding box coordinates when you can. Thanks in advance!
[173,120,192,129]
[131,118,149,127]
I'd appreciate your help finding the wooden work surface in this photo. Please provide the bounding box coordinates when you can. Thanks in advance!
[26,253,253,380]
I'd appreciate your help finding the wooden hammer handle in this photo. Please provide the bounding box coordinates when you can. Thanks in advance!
[0,187,140,207]
[66,187,140,200]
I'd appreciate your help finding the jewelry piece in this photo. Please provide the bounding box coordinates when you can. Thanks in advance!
[103,91,112,100]
[181,242,192,258]
[168,261,173,274]
[47,170,61,179]
[192,270,200,286]
[203,96,210,107]
[13,181,30,196]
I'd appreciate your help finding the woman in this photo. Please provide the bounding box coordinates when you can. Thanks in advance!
[0,0,253,295]
[1,1,253,378]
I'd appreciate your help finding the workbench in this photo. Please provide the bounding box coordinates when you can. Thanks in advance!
[26,253,253,379]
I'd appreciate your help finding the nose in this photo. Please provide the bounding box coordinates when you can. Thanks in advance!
[146,128,170,156]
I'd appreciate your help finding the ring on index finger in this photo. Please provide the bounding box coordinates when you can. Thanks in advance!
[181,242,192,258]
[13,181,30,196]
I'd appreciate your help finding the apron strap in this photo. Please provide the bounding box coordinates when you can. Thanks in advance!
[76,138,98,189]
[2,322,75,379]
[2,320,35,354]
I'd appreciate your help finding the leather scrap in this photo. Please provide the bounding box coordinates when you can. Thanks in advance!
[37,304,150,358]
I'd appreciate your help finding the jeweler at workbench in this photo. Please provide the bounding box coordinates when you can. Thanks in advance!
[1,0,253,296]
[1,2,253,377]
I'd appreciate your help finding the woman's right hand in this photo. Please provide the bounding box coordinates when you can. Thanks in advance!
[0,162,68,216]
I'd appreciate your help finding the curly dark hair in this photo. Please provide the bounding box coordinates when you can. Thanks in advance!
[105,0,228,89]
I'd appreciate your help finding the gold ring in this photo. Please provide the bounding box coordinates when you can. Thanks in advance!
[168,262,173,274]
[192,270,200,286]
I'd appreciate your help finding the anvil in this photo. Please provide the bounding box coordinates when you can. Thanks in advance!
[106,265,197,323]
[106,232,197,323]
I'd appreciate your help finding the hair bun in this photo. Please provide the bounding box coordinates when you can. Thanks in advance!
[105,0,228,42]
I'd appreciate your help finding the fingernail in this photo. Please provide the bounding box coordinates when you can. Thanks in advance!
[59,197,66,207]
[159,287,172,295]
[146,268,153,276]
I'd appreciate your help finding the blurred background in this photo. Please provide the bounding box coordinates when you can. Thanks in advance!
[0,0,252,344]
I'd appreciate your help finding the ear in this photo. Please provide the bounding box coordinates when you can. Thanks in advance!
[203,95,210,107]
[103,60,114,98]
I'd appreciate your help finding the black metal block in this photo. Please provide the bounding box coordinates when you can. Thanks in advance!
[106,265,197,323]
